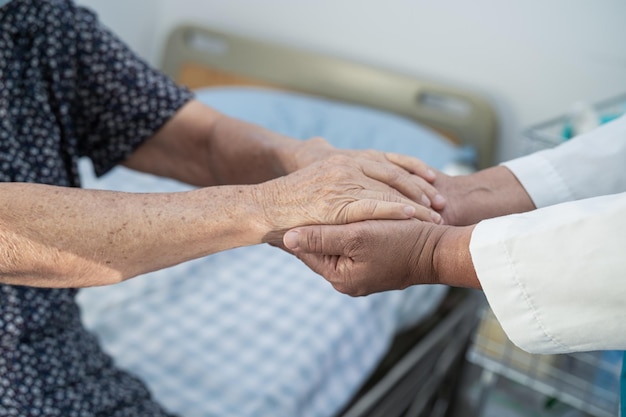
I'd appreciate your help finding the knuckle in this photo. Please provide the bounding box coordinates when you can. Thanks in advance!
[343,227,368,253]
[308,136,328,145]
[334,201,352,224]
[305,225,325,252]
[364,200,380,217]
[340,201,370,223]
[389,167,406,182]
[381,189,402,203]
[327,154,352,165]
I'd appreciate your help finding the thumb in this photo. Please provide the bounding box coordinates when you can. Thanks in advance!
[283,229,303,251]
[283,225,346,255]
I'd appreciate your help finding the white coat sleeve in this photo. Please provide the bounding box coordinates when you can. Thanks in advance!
[470,114,626,354]
[470,193,626,354]
[501,114,626,208]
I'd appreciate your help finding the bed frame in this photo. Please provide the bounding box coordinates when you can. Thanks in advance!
[337,288,482,417]
[160,24,489,417]
[161,24,498,169]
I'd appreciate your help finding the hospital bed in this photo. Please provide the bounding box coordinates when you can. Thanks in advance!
[77,24,496,417]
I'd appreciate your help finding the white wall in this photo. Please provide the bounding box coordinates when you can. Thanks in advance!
[78,0,626,162]
[77,0,160,65]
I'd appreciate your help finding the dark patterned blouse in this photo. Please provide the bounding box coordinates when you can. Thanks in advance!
[0,0,192,415]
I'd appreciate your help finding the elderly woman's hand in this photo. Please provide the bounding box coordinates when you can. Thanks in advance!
[257,153,443,243]
[284,137,447,213]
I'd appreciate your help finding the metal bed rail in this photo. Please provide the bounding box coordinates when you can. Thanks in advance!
[339,289,484,417]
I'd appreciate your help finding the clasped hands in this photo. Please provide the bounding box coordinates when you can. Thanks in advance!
[255,137,445,242]
[259,138,476,295]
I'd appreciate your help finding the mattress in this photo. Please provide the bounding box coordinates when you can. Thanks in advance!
[76,87,468,417]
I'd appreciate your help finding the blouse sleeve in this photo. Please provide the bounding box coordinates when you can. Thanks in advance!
[69,4,194,176]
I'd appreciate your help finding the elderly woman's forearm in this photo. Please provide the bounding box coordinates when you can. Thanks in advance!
[0,159,427,288]
[123,100,308,187]
[0,183,264,287]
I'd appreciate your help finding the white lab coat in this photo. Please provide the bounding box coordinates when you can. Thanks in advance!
[469,114,626,354]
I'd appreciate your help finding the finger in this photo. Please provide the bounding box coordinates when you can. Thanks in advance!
[359,160,441,209]
[341,199,442,224]
[294,252,343,287]
[415,178,446,211]
[283,225,350,254]
[382,153,447,209]
[345,187,443,223]
[385,152,436,182]
[335,186,442,223]
[405,176,442,209]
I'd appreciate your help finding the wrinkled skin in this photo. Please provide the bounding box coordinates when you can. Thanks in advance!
[282,219,445,296]
[286,137,445,212]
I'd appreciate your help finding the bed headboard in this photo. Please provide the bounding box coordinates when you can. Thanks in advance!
[161,24,498,169]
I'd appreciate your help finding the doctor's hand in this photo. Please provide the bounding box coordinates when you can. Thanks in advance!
[431,166,536,226]
[285,137,447,213]
[282,220,480,296]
